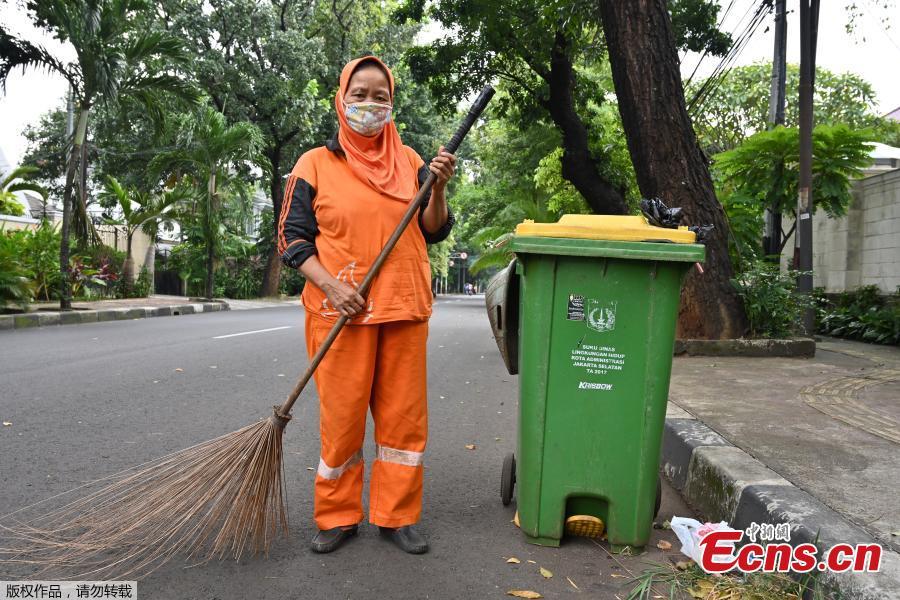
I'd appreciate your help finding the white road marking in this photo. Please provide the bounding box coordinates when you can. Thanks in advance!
[213,326,292,339]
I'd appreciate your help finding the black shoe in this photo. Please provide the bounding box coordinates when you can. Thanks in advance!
[310,525,358,553]
[379,525,428,554]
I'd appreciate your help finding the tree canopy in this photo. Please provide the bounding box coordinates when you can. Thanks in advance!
[689,62,897,153]
[400,0,732,216]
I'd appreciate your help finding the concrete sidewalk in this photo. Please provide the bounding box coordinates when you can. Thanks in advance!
[663,337,900,598]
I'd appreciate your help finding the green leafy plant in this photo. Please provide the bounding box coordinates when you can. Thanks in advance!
[68,256,115,299]
[714,124,874,268]
[715,124,873,220]
[0,230,32,310]
[131,266,152,298]
[0,166,47,217]
[817,286,899,345]
[718,189,765,271]
[20,220,62,301]
[278,267,305,297]
[732,261,814,338]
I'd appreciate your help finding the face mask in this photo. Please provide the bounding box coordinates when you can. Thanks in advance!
[343,101,392,136]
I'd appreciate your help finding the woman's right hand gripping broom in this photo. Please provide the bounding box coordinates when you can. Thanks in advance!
[299,255,366,317]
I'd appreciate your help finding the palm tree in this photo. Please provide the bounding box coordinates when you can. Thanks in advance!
[0,166,47,217]
[100,176,182,291]
[152,106,264,299]
[0,0,198,309]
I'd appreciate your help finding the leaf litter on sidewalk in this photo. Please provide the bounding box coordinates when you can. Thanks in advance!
[506,591,542,599]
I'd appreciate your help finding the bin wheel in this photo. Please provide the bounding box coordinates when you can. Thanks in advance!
[501,453,516,506]
[654,475,662,518]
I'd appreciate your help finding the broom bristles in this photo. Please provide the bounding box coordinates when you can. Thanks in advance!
[0,413,291,580]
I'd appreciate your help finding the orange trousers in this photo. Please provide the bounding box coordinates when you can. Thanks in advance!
[305,313,429,530]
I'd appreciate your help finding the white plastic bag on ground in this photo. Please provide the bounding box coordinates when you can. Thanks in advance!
[670,516,740,572]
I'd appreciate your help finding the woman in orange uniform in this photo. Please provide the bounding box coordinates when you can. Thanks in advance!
[277,56,456,554]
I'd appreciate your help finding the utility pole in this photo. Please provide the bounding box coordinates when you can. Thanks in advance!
[763,0,787,258]
[797,0,820,334]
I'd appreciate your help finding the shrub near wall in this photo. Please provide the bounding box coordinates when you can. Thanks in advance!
[817,286,900,345]
[731,260,813,338]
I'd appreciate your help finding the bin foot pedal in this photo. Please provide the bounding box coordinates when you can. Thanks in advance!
[565,515,605,539]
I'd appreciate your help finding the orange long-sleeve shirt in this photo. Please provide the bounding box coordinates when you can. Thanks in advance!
[278,140,454,324]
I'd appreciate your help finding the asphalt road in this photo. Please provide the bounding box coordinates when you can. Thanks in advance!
[1,297,693,599]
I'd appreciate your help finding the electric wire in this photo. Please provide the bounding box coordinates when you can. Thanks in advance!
[683,0,743,86]
[687,0,773,117]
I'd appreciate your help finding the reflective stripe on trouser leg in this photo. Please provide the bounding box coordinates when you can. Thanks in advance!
[317,449,363,479]
[369,320,429,528]
[307,313,377,530]
[375,445,424,467]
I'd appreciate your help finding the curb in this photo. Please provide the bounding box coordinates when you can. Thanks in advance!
[674,337,816,357]
[661,409,900,599]
[0,302,229,331]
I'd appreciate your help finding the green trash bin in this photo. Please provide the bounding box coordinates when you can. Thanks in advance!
[504,214,705,549]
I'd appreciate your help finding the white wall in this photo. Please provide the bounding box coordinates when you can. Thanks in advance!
[783,169,900,293]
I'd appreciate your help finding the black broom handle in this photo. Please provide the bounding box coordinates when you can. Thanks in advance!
[278,85,495,417]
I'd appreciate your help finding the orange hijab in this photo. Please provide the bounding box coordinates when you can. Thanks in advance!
[335,56,417,201]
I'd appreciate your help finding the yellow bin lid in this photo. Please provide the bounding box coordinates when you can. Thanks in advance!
[515,214,696,244]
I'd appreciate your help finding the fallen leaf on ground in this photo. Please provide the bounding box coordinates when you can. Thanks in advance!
[506,591,542,599]
[656,540,672,551]
[513,512,520,528]
[174,368,183,372]
[566,577,579,590]
[526,560,536,564]
[506,557,521,564]
[675,560,693,570]
[539,567,553,578]
[2,422,11,426]
[689,580,716,598]
[465,444,476,450]
[661,520,671,529]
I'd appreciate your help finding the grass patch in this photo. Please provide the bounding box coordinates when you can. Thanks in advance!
[627,561,842,600]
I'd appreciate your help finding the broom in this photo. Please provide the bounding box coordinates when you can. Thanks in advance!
[0,85,495,580]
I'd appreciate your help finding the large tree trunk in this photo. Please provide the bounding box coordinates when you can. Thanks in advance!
[259,146,283,297]
[541,32,629,216]
[599,0,747,339]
